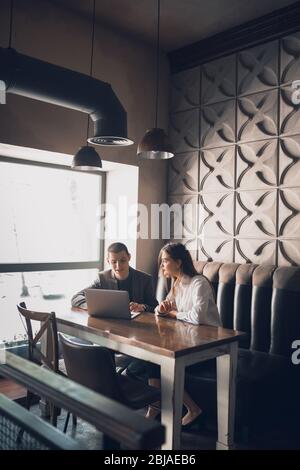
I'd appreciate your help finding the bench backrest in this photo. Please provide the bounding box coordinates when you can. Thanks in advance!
[156,262,300,357]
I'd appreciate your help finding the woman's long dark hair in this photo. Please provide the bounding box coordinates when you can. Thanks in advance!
[158,242,198,277]
[158,242,217,301]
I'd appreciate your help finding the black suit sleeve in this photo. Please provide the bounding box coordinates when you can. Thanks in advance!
[143,275,158,313]
[71,277,101,308]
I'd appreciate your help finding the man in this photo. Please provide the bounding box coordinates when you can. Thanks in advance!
[72,242,158,313]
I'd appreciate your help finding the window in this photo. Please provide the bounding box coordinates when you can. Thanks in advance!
[0,269,99,344]
[0,157,105,343]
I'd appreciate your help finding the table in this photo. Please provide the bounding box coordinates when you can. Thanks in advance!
[55,309,244,450]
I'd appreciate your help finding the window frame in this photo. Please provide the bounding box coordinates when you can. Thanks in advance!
[0,155,106,274]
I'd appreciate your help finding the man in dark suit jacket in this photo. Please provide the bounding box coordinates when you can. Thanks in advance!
[71,242,158,313]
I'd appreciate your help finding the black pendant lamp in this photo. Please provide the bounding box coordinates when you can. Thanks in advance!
[72,0,102,171]
[72,145,102,171]
[137,0,174,160]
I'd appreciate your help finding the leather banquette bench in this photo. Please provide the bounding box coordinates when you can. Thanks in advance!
[156,261,300,443]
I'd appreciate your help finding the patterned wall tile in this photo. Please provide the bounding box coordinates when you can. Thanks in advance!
[238,90,278,142]
[168,32,300,266]
[198,192,234,237]
[168,152,199,195]
[278,239,300,265]
[280,86,300,136]
[237,139,277,190]
[168,194,198,240]
[201,55,236,105]
[170,238,198,260]
[169,109,199,153]
[201,100,235,148]
[278,188,300,237]
[236,190,277,238]
[238,41,278,95]
[281,32,300,85]
[279,136,300,186]
[171,67,201,113]
[198,237,234,262]
[200,146,235,192]
[235,239,276,264]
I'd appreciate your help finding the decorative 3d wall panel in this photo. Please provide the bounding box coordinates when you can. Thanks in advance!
[169,33,300,265]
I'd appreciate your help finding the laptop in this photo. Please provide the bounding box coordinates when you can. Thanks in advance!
[85,288,142,320]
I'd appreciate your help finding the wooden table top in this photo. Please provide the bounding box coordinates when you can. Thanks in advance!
[56,308,245,358]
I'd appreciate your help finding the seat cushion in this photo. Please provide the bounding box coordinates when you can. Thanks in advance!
[237,348,292,384]
[185,349,300,433]
[119,375,160,410]
[186,349,295,384]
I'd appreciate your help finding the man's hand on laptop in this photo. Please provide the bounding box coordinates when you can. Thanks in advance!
[129,302,146,312]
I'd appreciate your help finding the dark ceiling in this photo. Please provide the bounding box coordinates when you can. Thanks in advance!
[57,0,297,51]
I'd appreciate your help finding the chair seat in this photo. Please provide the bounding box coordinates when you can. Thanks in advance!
[119,375,160,410]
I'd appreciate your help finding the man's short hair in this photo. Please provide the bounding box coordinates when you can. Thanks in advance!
[107,242,129,255]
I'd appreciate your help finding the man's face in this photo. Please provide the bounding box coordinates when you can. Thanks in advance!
[107,250,131,280]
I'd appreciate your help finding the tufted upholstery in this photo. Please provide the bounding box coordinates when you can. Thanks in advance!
[157,262,300,357]
[156,262,300,443]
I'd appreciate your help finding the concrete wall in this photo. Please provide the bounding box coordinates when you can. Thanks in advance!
[0,0,169,276]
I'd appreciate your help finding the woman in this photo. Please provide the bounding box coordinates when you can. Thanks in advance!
[128,242,220,428]
[156,243,220,327]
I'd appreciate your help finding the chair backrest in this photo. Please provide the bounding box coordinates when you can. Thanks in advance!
[59,334,125,404]
[17,302,59,372]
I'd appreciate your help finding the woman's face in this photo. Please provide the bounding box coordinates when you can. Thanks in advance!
[160,250,181,278]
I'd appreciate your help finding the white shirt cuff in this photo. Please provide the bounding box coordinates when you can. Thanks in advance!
[176,311,186,321]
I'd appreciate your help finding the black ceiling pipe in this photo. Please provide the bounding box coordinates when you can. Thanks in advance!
[0,47,133,146]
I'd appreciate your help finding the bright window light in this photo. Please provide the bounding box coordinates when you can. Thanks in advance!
[0,162,101,263]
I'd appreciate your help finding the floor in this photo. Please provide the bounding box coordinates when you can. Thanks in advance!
[30,404,218,450]
[1,378,218,450]
[34,407,300,450]
[2,381,298,450]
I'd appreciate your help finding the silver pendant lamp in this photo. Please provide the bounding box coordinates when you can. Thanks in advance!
[137,0,174,160]
[72,0,102,171]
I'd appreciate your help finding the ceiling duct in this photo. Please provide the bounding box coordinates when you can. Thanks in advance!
[0,47,133,146]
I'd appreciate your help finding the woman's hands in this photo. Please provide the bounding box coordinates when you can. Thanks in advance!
[159,299,172,313]
[156,300,177,318]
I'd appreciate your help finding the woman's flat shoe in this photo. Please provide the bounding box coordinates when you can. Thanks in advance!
[181,411,206,433]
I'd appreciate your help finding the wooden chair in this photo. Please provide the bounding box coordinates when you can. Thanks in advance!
[17,301,76,429]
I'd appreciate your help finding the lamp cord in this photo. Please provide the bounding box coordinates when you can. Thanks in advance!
[155,0,160,128]
[86,0,96,142]
[8,0,14,49]
[89,0,96,78]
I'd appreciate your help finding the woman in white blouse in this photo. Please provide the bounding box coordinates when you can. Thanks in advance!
[156,244,220,327]
[127,242,220,429]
